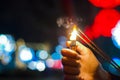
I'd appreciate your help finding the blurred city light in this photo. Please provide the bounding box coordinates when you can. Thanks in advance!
[89,0,120,8]
[51,44,63,60]
[109,57,120,76]
[36,50,49,60]
[18,46,34,62]
[51,52,62,60]
[111,20,120,49]
[53,60,63,69]
[58,36,66,47]
[84,9,120,40]
[27,61,37,70]
[113,58,120,66]
[1,55,12,65]
[0,34,16,55]
[0,34,15,65]
[36,61,46,72]
[46,58,62,69]
[0,34,8,49]
[46,58,55,68]
[55,45,63,54]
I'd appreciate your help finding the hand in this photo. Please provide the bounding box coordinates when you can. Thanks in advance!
[61,41,111,80]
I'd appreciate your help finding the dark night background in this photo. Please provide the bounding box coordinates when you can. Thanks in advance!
[0,0,120,80]
[0,0,96,42]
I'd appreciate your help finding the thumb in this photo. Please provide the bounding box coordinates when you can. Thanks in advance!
[76,41,88,55]
[66,41,88,55]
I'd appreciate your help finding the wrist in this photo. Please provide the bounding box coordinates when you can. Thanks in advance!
[94,64,111,80]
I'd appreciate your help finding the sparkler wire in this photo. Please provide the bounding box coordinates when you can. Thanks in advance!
[77,28,120,72]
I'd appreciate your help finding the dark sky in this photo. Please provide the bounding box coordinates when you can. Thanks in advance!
[0,0,97,42]
[0,0,120,53]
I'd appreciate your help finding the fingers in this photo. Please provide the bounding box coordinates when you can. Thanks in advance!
[63,66,80,75]
[61,49,80,60]
[62,57,80,67]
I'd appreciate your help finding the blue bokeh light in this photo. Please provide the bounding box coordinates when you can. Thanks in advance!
[51,52,62,60]
[109,57,120,76]
[27,61,37,70]
[58,36,66,47]
[55,45,63,54]
[36,50,49,60]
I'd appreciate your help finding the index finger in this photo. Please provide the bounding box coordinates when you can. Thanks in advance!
[61,48,80,60]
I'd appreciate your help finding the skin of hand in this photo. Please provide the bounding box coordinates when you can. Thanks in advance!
[61,41,111,80]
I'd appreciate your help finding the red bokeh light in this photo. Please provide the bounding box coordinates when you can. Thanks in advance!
[94,9,120,37]
[53,60,63,69]
[84,9,120,40]
[88,0,120,8]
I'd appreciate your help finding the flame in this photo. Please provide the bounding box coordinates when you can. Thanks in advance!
[70,25,77,40]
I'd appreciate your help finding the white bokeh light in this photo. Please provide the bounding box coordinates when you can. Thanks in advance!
[0,34,8,45]
[36,61,46,72]
[0,34,16,53]
[111,20,120,49]
[19,47,33,62]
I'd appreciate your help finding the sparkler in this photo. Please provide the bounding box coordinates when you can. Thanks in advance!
[77,28,120,71]
[69,24,120,71]
[57,17,120,71]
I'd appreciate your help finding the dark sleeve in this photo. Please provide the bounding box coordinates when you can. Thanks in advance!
[109,73,120,80]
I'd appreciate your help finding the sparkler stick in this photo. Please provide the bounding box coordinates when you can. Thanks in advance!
[77,28,120,71]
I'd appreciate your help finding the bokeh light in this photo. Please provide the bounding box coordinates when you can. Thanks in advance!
[58,36,66,47]
[36,61,46,72]
[84,9,120,40]
[55,45,63,54]
[18,46,34,62]
[109,57,120,76]
[0,34,16,55]
[1,55,12,65]
[51,52,62,60]
[36,50,49,60]
[0,34,15,65]
[46,58,55,68]
[88,0,120,8]
[111,20,120,49]
[53,60,63,69]
[27,61,37,70]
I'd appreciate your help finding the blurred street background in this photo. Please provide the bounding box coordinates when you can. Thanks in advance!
[0,0,120,80]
